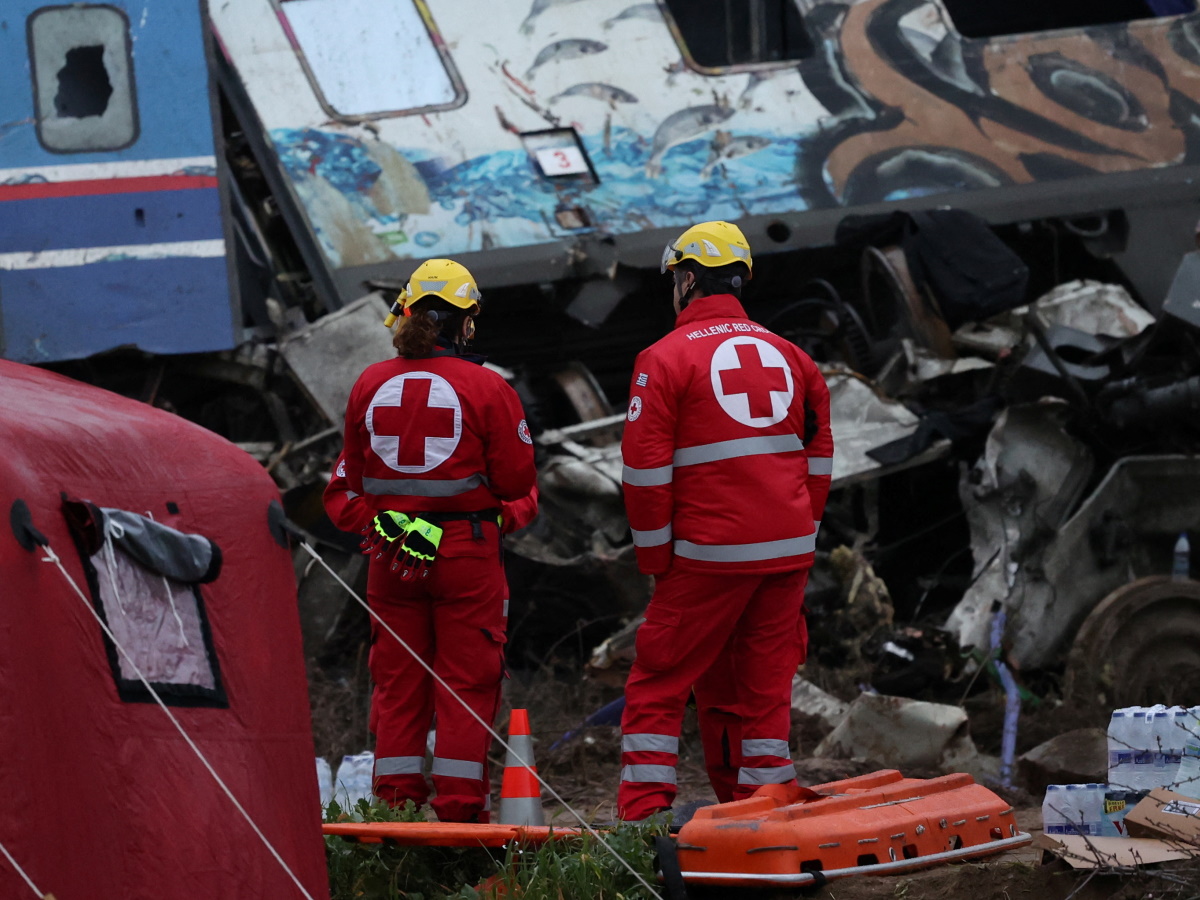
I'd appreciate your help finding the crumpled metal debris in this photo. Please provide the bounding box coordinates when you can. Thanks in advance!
[1023,279,1156,339]
[279,292,395,424]
[945,401,1094,662]
[814,692,997,781]
[824,368,950,486]
[791,676,849,730]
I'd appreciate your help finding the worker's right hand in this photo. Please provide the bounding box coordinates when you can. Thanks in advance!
[360,511,411,556]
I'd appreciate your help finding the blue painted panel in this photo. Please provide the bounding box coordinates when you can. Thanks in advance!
[0,256,235,362]
[0,0,217,168]
[0,187,223,253]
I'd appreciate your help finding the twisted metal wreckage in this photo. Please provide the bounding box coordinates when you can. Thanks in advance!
[281,221,1200,717]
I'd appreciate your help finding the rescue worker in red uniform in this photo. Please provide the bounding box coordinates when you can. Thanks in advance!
[617,221,833,820]
[329,258,537,823]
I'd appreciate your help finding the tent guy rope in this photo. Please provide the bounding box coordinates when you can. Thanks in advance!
[40,546,317,900]
[0,837,45,898]
[296,540,666,900]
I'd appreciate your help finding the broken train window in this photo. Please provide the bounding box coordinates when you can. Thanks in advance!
[273,0,466,119]
[662,0,813,71]
[64,500,227,708]
[27,4,139,153]
[941,0,1196,40]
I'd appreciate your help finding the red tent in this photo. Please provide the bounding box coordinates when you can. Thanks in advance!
[0,360,328,899]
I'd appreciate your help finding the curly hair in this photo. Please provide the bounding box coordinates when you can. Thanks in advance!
[392,308,441,358]
[392,300,470,358]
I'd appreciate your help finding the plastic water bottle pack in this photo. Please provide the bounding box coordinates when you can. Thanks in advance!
[316,756,334,811]
[1042,783,1105,836]
[1107,704,1200,797]
[334,750,376,814]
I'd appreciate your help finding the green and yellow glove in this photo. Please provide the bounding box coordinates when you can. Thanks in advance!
[361,510,412,556]
[392,517,444,578]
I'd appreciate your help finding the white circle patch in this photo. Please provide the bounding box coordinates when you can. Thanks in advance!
[709,337,794,427]
[627,395,643,422]
[366,372,462,473]
[518,419,533,444]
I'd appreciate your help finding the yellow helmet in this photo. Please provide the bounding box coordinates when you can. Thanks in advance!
[383,258,482,327]
[661,220,753,276]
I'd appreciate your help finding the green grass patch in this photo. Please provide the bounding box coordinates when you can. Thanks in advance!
[325,800,667,900]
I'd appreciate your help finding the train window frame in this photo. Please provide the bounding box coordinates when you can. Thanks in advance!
[26,3,141,154]
[938,0,1197,40]
[271,0,467,121]
[660,0,814,74]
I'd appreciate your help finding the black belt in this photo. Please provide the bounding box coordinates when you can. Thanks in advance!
[413,508,501,541]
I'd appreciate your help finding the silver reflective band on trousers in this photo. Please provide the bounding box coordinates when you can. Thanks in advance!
[738,763,798,785]
[621,764,677,784]
[742,738,790,758]
[807,455,833,475]
[675,532,817,563]
[631,523,672,548]
[431,757,485,780]
[363,473,488,497]
[375,755,424,776]
[673,434,803,467]
[622,733,680,754]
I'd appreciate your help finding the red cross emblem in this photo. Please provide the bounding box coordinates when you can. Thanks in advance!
[368,374,461,471]
[719,343,790,419]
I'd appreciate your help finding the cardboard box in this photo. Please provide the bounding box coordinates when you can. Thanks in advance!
[1126,788,1200,842]
[1035,833,1199,869]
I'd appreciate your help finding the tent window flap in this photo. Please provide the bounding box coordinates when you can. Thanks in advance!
[64,499,227,708]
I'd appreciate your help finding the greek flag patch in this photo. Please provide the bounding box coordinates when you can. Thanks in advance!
[636,372,649,387]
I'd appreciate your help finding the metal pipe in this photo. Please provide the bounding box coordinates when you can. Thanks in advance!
[674,833,1032,885]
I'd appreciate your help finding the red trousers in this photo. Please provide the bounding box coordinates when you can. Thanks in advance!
[618,567,809,820]
[366,530,507,823]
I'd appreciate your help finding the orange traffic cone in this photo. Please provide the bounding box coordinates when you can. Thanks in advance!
[498,708,544,825]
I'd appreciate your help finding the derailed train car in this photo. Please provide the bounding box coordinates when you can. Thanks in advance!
[207,0,1200,319]
[5,0,1200,690]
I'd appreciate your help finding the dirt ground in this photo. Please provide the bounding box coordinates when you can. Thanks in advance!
[311,661,1198,899]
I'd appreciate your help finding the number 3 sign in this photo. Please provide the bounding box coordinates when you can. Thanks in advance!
[535,146,589,175]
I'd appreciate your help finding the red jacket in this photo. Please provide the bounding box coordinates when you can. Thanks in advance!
[621,294,833,575]
[334,353,537,550]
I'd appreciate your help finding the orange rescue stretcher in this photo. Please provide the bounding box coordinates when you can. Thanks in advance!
[669,769,1031,888]
[322,821,583,847]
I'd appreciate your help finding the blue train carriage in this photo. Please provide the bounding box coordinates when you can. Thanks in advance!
[211,0,1200,318]
[0,0,237,364]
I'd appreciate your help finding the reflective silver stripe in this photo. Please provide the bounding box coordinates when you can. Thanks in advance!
[622,463,673,487]
[483,794,492,811]
[362,474,487,497]
[375,756,423,777]
[503,597,510,617]
[631,523,672,547]
[738,763,797,785]
[431,757,484,781]
[622,733,679,754]
[807,456,834,475]
[345,490,360,500]
[621,764,677,784]
[675,532,817,563]
[813,520,821,533]
[742,738,790,758]
[674,434,803,468]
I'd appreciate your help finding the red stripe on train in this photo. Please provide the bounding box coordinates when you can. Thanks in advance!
[0,174,218,201]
